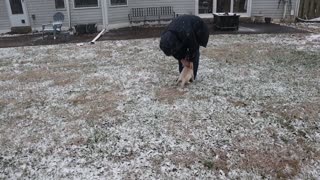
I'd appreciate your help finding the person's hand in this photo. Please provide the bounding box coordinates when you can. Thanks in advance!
[181,58,191,68]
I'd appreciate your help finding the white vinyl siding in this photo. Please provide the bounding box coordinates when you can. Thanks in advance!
[0,1,11,32]
[1,0,300,33]
[70,0,103,25]
[251,0,298,19]
[26,0,69,29]
[26,0,102,29]
[108,0,195,24]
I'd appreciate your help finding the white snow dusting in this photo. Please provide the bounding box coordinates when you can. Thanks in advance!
[0,33,320,179]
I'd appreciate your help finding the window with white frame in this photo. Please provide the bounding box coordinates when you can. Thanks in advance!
[55,0,65,9]
[74,0,98,8]
[110,0,127,6]
[199,0,213,14]
[198,0,248,14]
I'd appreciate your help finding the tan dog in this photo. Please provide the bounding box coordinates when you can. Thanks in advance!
[177,62,194,88]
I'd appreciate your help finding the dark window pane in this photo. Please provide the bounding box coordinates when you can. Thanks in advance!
[10,0,23,14]
[217,0,231,13]
[110,0,127,6]
[55,0,65,9]
[199,0,212,14]
[74,0,98,8]
[233,0,247,13]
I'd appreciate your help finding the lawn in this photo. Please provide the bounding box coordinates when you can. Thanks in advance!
[0,32,320,179]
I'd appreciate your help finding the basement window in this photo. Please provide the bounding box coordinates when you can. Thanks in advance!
[55,0,65,9]
[74,0,98,8]
[110,0,127,6]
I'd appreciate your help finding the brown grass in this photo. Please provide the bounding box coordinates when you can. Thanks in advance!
[168,151,201,167]
[262,102,320,122]
[238,148,301,178]
[16,68,80,86]
[0,72,15,81]
[202,43,259,64]
[68,90,125,121]
[155,87,186,104]
[227,98,249,108]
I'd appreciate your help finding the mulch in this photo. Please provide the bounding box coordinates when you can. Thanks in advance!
[0,22,309,48]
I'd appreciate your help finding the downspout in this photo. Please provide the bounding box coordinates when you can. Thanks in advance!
[195,0,199,16]
[101,0,109,31]
[283,0,288,19]
[66,0,71,29]
[295,0,300,17]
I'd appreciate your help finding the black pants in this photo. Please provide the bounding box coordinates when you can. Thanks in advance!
[179,49,200,79]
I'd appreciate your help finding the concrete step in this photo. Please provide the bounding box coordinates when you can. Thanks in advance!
[10,26,32,34]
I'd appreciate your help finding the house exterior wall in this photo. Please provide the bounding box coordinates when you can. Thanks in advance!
[107,0,298,26]
[69,0,103,26]
[26,0,69,29]
[251,0,298,19]
[0,0,299,33]
[26,0,103,30]
[0,1,11,33]
[107,0,195,24]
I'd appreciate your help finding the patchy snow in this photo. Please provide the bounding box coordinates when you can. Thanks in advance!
[0,33,35,38]
[306,34,320,42]
[285,22,320,34]
[310,17,320,21]
[0,33,320,179]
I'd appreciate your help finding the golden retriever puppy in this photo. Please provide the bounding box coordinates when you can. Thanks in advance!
[177,62,194,88]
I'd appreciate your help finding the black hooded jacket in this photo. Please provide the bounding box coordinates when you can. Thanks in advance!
[160,15,209,61]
